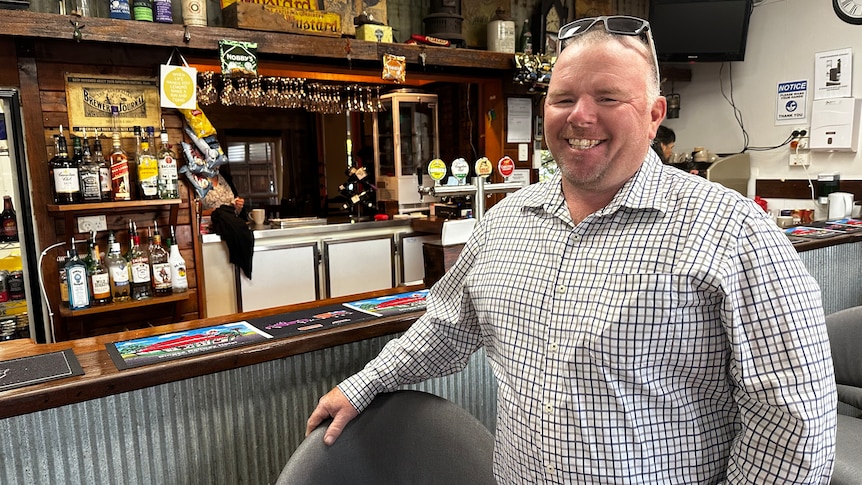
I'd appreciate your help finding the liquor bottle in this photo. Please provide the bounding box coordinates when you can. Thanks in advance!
[128,228,152,300]
[65,239,91,310]
[109,107,132,201]
[519,18,533,54]
[51,125,81,204]
[132,0,153,21]
[1,196,17,243]
[89,242,112,305]
[169,226,188,293]
[137,126,159,200]
[153,0,172,22]
[110,0,131,19]
[93,137,112,202]
[106,231,131,302]
[149,227,172,296]
[57,251,70,307]
[79,131,103,202]
[181,0,206,26]
[157,128,179,199]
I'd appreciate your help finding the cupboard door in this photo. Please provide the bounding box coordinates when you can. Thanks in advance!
[324,235,394,298]
[238,242,319,312]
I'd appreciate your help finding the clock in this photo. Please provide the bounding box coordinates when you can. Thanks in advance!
[834,0,862,24]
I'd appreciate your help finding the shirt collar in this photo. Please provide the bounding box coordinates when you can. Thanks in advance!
[525,150,670,219]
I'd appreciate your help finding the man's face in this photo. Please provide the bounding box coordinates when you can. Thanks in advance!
[662,141,675,161]
[544,36,666,195]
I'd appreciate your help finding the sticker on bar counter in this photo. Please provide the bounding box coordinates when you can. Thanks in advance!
[245,303,377,339]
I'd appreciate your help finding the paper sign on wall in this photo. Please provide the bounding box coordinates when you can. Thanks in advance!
[775,80,808,125]
[814,48,852,100]
[160,64,197,110]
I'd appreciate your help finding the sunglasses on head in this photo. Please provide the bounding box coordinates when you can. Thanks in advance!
[557,16,661,87]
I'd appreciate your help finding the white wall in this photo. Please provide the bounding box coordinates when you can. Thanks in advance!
[662,0,862,192]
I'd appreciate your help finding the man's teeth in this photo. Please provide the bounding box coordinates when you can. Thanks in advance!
[567,139,600,149]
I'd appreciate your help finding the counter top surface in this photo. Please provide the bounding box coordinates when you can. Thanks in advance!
[202,217,423,243]
[0,286,424,419]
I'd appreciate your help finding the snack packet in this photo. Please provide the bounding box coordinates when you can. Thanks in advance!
[178,104,217,138]
[382,53,406,83]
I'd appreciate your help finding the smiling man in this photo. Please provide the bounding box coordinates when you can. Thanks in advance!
[306,16,836,484]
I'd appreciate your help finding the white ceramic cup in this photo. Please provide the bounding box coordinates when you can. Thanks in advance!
[251,208,265,225]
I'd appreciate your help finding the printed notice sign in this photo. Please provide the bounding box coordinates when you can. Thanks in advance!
[775,80,808,125]
[814,48,852,100]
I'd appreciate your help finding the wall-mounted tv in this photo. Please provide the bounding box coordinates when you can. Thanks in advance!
[649,0,754,63]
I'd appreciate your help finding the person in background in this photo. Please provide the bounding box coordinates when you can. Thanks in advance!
[306,16,836,483]
[198,166,245,219]
[652,124,675,163]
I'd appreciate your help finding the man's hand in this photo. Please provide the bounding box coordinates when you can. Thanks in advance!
[233,197,245,212]
[306,387,359,446]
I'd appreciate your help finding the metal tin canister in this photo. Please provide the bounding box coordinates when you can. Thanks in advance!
[8,270,24,301]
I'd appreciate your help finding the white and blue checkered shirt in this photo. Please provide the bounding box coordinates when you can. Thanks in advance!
[340,152,836,483]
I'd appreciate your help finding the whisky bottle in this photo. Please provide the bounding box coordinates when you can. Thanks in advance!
[137,126,159,200]
[51,126,81,204]
[93,137,112,202]
[79,131,103,202]
[89,242,112,305]
[106,231,131,302]
[128,230,152,300]
[65,239,91,310]
[169,226,188,293]
[109,107,132,201]
[157,128,179,199]
[149,229,172,296]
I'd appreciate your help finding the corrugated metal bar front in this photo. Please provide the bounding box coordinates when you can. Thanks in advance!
[0,334,496,485]
[799,241,862,315]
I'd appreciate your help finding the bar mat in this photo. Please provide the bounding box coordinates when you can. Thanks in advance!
[245,303,378,339]
[0,349,84,392]
[342,289,429,317]
[106,321,272,370]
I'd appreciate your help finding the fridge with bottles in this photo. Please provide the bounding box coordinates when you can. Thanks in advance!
[0,88,48,343]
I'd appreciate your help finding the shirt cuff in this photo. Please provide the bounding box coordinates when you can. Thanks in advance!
[337,369,387,413]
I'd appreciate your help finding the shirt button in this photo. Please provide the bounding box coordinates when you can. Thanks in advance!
[546,464,555,473]
[544,402,554,413]
[557,285,566,294]
[571,234,580,241]
[549,342,559,353]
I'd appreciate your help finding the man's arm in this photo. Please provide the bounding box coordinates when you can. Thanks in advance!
[723,215,836,483]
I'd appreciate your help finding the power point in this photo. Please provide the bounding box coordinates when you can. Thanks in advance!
[789,153,810,166]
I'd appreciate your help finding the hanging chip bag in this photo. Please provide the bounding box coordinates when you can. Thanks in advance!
[382,53,406,84]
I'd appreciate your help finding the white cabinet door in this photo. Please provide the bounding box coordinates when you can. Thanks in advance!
[399,233,438,285]
[324,235,394,298]
[239,242,319,312]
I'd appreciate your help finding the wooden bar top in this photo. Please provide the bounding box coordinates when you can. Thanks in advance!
[0,286,424,420]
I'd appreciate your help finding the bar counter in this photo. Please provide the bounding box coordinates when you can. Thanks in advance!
[0,287,424,420]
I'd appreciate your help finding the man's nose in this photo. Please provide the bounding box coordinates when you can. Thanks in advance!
[566,98,597,126]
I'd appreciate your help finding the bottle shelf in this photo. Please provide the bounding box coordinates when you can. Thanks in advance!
[58,291,190,317]
[47,199,181,213]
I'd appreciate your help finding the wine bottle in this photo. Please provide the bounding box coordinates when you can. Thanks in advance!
[1,196,17,243]
[65,239,91,310]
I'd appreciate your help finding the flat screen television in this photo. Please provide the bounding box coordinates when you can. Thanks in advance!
[649,0,754,63]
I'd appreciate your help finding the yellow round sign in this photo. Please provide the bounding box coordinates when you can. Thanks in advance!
[163,67,195,107]
[427,158,447,181]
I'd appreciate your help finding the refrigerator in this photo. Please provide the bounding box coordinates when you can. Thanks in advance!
[0,88,48,343]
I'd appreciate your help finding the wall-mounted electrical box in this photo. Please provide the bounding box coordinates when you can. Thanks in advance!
[810,97,862,152]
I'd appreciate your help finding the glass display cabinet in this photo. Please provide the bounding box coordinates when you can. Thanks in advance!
[373,90,440,214]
